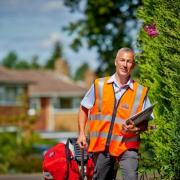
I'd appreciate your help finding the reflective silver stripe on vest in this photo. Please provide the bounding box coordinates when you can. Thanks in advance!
[91,131,138,143]
[91,131,108,139]
[130,84,143,116]
[97,78,105,112]
[90,131,123,142]
[90,114,126,125]
[111,134,123,142]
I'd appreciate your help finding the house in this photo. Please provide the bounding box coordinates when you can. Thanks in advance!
[20,69,87,132]
[0,59,94,132]
[0,66,33,124]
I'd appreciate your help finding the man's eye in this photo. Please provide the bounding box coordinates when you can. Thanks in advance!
[127,60,133,64]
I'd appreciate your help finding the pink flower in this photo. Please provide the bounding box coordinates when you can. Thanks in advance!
[144,23,159,38]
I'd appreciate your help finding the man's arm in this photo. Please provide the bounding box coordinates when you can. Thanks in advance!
[77,84,95,148]
[77,105,89,148]
[122,95,152,134]
[122,120,148,134]
[135,95,154,132]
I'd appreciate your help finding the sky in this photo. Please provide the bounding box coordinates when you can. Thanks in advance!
[0,0,99,74]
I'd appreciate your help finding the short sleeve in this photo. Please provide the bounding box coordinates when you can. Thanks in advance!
[81,84,95,109]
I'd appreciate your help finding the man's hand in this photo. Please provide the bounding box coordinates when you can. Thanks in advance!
[77,133,87,149]
[122,119,140,133]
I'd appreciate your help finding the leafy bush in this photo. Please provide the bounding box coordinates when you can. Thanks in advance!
[0,130,57,173]
[137,0,180,179]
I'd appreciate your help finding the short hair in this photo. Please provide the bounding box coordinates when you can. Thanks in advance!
[117,47,134,54]
[116,48,135,60]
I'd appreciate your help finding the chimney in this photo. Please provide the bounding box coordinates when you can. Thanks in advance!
[84,69,96,89]
[54,58,69,76]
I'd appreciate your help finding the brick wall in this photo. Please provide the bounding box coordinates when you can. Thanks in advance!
[32,97,50,130]
[54,112,78,131]
[0,86,28,124]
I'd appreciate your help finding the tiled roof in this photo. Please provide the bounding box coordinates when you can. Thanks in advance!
[0,66,33,84]
[0,66,86,97]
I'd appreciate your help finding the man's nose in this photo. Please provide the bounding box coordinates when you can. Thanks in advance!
[123,61,128,67]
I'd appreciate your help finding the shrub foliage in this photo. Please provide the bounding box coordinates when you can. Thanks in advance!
[137,0,180,179]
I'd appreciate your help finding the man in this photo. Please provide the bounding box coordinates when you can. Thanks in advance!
[77,48,152,180]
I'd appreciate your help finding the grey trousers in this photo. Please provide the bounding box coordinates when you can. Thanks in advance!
[93,150,138,180]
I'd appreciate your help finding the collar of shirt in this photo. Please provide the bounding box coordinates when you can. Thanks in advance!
[106,74,134,92]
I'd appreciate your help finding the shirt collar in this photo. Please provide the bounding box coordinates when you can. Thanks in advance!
[107,74,134,90]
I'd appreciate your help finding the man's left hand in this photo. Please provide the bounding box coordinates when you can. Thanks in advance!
[122,120,140,133]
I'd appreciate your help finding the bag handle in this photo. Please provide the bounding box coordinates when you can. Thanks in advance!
[65,138,72,180]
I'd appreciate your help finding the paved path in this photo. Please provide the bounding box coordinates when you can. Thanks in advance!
[0,174,43,180]
[0,174,122,180]
[0,173,159,180]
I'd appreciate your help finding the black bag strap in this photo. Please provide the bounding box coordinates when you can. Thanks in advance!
[65,138,72,160]
[65,138,72,180]
[68,137,84,180]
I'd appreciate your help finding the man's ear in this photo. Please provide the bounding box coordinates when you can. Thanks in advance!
[131,59,136,69]
[115,59,117,67]
[132,62,136,69]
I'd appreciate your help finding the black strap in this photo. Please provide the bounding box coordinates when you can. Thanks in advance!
[106,85,127,149]
[65,138,71,180]
[80,148,85,180]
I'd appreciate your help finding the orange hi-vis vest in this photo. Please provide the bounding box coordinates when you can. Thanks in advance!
[88,77,148,156]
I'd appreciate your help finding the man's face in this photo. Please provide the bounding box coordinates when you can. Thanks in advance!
[115,51,135,78]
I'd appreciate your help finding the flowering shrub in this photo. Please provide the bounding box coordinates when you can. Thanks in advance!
[144,23,159,38]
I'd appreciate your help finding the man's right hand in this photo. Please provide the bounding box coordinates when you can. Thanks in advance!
[77,133,87,149]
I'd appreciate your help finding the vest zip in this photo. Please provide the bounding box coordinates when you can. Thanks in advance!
[105,85,129,150]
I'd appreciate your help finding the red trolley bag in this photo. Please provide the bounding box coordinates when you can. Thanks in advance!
[42,139,80,180]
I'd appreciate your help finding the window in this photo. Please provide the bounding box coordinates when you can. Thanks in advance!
[52,97,60,109]
[52,97,82,110]
[28,97,40,115]
[29,97,40,110]
[60,98,72,109]
[72,97,82,108]
[0,85,24,106]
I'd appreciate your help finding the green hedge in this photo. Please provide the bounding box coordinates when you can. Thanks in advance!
[137,0,180,179]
